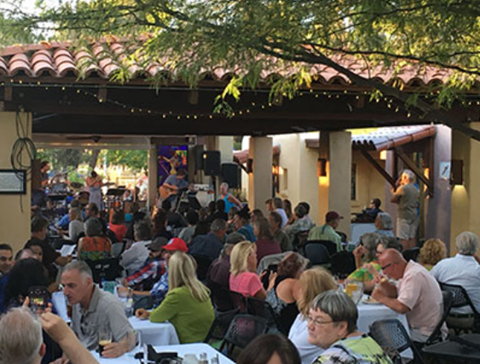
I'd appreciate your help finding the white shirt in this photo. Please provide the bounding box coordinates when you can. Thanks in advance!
[288,314,323,364]
[430,254,480,314]
[276,208,289,228]
[68,220,84,243]
[120,240,150,275]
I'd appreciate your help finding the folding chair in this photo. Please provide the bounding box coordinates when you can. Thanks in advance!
[230,291,248,313]
[304,242,330,266]
[204,308,239,346]
[440,282,480,334]
[246,296,283,334]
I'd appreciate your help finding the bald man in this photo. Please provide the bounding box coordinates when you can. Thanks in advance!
[371,249,446,343]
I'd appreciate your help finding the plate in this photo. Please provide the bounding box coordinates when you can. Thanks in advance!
[363,298,381,305]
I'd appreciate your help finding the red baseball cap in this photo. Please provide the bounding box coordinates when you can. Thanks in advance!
[163,238,188,253]
[326,211,343,223]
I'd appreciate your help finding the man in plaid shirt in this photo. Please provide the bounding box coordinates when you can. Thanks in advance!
[125,238,168,291]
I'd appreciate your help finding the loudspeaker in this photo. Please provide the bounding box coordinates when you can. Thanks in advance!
[221,163,240,188]
[192,145,205,172]
[202,151,221,176]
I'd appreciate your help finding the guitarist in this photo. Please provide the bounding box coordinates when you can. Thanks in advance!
[159,168,188,204]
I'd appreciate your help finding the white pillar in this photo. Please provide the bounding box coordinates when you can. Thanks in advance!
[147,143,158,211]
[248,137,273,214]
[318,131,352,239]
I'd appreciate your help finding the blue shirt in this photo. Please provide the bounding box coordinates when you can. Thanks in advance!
[238,224,256,242]
[0,274,9,313]
[150,271,169,307]
[189,232,223,261]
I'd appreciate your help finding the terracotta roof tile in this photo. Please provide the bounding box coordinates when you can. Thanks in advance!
[0,40,455,86]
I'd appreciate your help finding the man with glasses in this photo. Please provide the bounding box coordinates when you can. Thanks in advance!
[372,249,446,344]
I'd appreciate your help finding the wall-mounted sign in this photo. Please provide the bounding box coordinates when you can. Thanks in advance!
[0,170,26,194]
[439,162,451,181]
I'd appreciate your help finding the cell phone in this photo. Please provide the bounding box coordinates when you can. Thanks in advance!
[28,286,49,313]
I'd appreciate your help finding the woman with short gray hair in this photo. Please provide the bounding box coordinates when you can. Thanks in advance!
[374,213,395,238]
[77,218,112,261]
[308,291,392,364]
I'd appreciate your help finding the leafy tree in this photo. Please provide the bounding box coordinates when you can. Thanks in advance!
[3,0,480,139]
[103,150,148,172]
[37,148,90,171]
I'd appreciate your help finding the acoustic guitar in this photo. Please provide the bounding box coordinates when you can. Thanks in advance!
[159,184,179,200]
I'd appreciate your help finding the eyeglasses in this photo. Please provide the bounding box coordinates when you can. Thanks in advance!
[307,315,334,326]
[381,263,392,271]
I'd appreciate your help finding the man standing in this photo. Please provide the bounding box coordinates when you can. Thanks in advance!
[372,249,446,343]
[307,211,343,252]
[218,182,243,213]
[391,169,419,250]
[61,261,135,358]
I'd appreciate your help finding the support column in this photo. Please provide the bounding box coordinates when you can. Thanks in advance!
[0,112,31,252]
[248,137,273,214]
[318,131,352,239]
[450,122,480,255]
[147,143,158,212]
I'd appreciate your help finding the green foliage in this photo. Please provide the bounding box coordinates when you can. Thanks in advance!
[37,148,90,171]
[103,150,148,172]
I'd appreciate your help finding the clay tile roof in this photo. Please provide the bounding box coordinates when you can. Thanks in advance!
[0,40,455,86]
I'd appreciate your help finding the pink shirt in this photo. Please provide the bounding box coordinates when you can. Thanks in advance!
[229,272,263,297]
[397,261,446,340]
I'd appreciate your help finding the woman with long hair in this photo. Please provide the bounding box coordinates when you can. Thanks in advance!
[288,267,337,364]
[254,217,281,262]
[135,252,214,343]
[229,241,266,300]
[266,253,307,334]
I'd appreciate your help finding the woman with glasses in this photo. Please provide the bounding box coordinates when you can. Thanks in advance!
[288,267,337,364]
[308,290,392,364]
[348,233,382,292]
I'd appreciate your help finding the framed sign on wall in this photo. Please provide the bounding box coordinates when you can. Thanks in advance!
[0,170,27,194]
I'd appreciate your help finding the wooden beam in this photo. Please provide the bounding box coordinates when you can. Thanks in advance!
[359,148,396,187]
[396,150,433,196]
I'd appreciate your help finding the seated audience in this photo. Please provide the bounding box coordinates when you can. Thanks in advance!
[61,261,135,357]
[207,232,244,310]
[430,232,480,313]
[0,308,99,364]
[254,217,281,262]
[283,199,295,226]
[229,241,266,299]
[178,209,199,244]
[109,209,128,242]
[59,207,84,243]
[189,218,226,262]
[250,208,264,224]
[307,211,343,252]
[234,207,256,242]
[374,212,395,238]
[269,211,293,252]
[372,249,447,343]
[26,216,70,282]
[161,200,187,230]
[236,334,301,364]
[376,236,402,256]
[308,291,392,364]
[348,233,382,290]
[152,209,173,241]
[285,204,316,242]
[77,218,112,261]
[299,202,314,225]
[273,197,289,228]
[84,203,107,233]
[266,252,307,334]
[206,200,229,223]
[135,252,214,343]
[363,198,383,220]
[288,267,337,364]
[120,220,152,275]
[419,238,447,271]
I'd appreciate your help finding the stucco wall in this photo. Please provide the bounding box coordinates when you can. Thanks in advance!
[0,112,31,252]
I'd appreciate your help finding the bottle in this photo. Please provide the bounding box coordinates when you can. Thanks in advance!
[125,298,134,318]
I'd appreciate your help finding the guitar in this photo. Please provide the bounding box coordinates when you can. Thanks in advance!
[159,183,179,200]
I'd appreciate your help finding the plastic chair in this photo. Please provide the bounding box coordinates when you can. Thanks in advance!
[204,308,239,344]
[246,296,282,334]
[219,314,269,358]
[440,282,480,334]
[329,251,356,278]
[402,247,420,262]
[307,239,338,256]
[304,242,330,266]
[369,319,426,364]
[85,258,123,284]
[230,291,248,313]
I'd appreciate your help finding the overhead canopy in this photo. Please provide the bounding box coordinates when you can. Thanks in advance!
[0,41,478,137]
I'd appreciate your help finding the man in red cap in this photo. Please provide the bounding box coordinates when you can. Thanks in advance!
[119,238,188,309]
[307,211,343,252]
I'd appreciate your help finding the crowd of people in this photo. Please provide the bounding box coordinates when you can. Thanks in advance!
[0,169,479,364]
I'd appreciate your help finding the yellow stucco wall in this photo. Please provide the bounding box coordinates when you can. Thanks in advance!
[0,112,31,252]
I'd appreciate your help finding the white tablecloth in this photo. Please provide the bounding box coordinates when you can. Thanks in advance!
[92,343,235,364]
[130,316,179,346]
